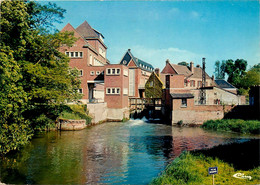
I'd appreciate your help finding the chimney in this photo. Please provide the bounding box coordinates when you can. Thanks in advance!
[212,75,215,81]
[190,61,194,73]
[155,68,160,76]
[166,59,170,64]
[128,49,131,52]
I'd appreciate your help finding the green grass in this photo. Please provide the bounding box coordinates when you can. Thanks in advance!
[59,104,92,124]
[151,152,260,185]
[201,119,260,134]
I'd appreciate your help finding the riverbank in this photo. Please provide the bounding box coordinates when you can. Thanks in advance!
[151,152,259,185]
[151,139,260,185]
[201,119,260,134]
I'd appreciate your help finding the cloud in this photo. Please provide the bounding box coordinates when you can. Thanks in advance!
[190,11,200,19]
[130,45,205,69]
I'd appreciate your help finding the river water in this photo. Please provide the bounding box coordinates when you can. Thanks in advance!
[1,118,259,184]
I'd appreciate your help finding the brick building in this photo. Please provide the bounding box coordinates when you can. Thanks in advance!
[60,21,109,103]
[119,49,154,98]
[160,59,246,125]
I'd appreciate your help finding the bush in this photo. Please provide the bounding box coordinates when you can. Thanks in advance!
[59,104,92,125]
[201,119,260,134]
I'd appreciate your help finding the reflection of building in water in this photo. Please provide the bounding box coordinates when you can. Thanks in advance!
[81,125,130,184]
[170,128,232,158]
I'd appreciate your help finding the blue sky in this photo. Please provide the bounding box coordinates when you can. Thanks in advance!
[46,1,259,76]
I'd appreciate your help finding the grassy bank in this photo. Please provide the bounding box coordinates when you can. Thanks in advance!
[59,104,92,124]
[151,152,260,185]
[201,119,260,134]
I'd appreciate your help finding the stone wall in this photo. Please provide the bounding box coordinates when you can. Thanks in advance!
[87,102,107,124]
[107,108,129,121]
[171,98,234,125]
[58,119,86,131]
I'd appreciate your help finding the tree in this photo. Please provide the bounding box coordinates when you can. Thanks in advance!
[214,60,225,79]
[178,61,189,67]
[224,59,247,88]
[0,0,81,154]
[240,63,260,89]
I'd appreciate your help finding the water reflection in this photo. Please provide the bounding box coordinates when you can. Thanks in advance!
[1,119,259,184]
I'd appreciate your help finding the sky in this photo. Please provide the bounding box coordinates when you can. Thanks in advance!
[43,1,259,76]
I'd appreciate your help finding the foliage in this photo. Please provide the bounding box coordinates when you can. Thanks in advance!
[240,63,260,89]
[59,105,92,125]
[151,152,260,185]
[0,0,81,154]
[145,72,163,98]
[214,60,225,79]
[0,46,33,155]
[201,119,260,134]
[224,59,247,89]
[178,61,189,67]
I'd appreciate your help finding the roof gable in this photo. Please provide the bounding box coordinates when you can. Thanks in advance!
[76,20,98,38]
[119,50,154,72]
[61,23,87,44]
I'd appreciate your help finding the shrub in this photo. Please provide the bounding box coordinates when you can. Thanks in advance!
[201,119,260,134]
[59,104,92,125]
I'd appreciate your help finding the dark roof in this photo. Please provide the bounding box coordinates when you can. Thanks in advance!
[76,21,99,38]
[135,57,154,71]
[215,79,236,89]
[170,93,194,99]
[119,50,154,72]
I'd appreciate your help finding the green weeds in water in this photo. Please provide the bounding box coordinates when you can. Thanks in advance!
[201,119,260,134]
[151,152,260,185]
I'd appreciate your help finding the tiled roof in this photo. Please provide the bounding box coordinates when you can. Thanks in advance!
[215,79,236,89]
[76,21,99,38]
[170,64,192,77]
[135,57,154,72]
[120,50,154,72]
[170,63,211,79]
[170,93,194,99]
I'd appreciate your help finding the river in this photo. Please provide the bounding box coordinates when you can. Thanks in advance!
[1,118,259,184]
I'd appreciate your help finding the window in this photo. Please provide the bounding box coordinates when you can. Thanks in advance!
[181,98,187,107]
[106,87,120,94]
[150,81,154,87]
[65,51,83,58]
[78,89,83,94]
[191,80,195,87]
[106,68,120,75]
[96,71,100,75]
[90,71,95,76]
[89,54,93,65]
[79,70,83,76]
[198,81,202,87]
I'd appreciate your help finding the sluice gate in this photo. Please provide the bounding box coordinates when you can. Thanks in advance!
[129,98,163,120]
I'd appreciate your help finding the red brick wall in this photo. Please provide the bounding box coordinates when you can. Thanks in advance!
[104,65,129,108]
[169,75,185,88]
[161,62,177,74]
[128,59,137,67]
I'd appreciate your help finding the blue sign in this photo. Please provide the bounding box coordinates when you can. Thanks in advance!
[208,167,218,175]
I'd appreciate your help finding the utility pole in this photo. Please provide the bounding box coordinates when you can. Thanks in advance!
[200,58,206,104]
